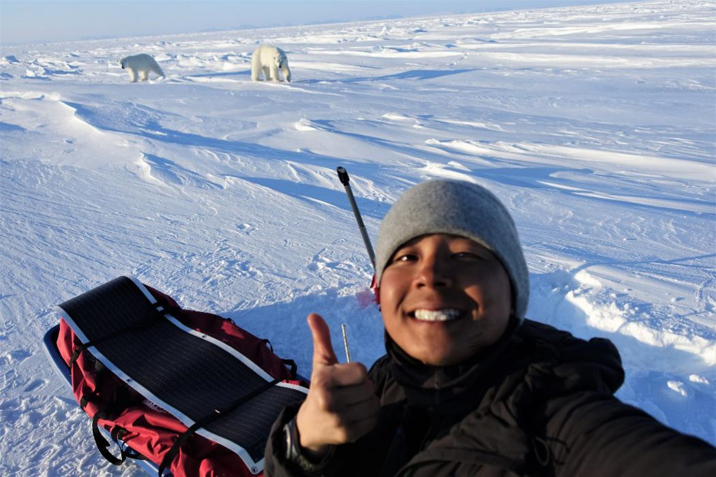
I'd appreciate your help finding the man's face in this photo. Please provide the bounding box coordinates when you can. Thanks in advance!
[380,233,512,366]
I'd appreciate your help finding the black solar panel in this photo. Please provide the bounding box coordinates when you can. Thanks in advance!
[58,276,306,465]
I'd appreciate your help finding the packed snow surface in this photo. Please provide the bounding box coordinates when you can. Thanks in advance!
[1,0,715,474]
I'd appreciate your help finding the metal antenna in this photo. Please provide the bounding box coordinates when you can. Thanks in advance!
[336,167,376,269]
[341,323,352,363]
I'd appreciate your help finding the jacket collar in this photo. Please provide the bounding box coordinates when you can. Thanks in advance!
[385,318,519,412]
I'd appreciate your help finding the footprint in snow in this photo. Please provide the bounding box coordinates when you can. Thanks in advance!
[236,223,257,235]
[24,379,48,393]
[4,349,31,364]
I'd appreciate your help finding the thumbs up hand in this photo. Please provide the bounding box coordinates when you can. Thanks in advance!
[295,313,380,459]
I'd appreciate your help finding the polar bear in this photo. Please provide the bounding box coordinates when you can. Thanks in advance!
[251,45,291,83]
[119,54,165,83]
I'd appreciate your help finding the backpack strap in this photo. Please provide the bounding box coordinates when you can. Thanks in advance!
[281,358,298,379]
[111,426,147,460]
[84,367,147,467]
[91,411,147,466]
[92,409,149,466]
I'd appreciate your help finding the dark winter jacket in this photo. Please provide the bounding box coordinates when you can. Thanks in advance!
[265,319,716,477]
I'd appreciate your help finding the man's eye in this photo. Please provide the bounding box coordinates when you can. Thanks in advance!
[454,252,480,260]
[394,253,416,262]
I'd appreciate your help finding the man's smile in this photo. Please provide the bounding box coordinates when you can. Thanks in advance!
[410,308,464,322]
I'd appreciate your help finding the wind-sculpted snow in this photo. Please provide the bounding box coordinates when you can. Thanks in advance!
[1,0,715,474]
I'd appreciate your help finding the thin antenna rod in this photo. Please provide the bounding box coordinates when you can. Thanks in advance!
[341,323,352,363]
[336,167,376,269]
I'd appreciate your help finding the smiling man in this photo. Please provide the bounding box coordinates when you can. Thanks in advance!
[265,180,716,477]
[379,233,513,366]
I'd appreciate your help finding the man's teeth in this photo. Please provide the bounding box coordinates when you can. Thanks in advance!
[413,309,462,322]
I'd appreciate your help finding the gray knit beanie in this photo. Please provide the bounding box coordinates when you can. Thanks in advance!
[375,180,529,322]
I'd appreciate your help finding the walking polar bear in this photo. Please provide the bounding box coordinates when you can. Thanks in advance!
[251,45,291,83]
[119,54,165,82]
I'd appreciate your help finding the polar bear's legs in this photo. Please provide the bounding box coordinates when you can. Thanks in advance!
[140,70,149,82]
[128,69,138,83]
[251,53,261,81]
[269,65,281,82]
[281,65,291,83]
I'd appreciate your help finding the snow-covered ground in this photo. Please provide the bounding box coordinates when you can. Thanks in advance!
[1,0,715,474]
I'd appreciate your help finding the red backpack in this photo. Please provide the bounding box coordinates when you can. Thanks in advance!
[55,278,307,476]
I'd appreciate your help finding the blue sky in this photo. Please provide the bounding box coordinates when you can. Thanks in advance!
[1,1,635,46]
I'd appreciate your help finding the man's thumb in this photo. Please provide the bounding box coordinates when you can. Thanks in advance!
[308,313,338,367]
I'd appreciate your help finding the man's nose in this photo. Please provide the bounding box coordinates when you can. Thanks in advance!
[415,256,452,288]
